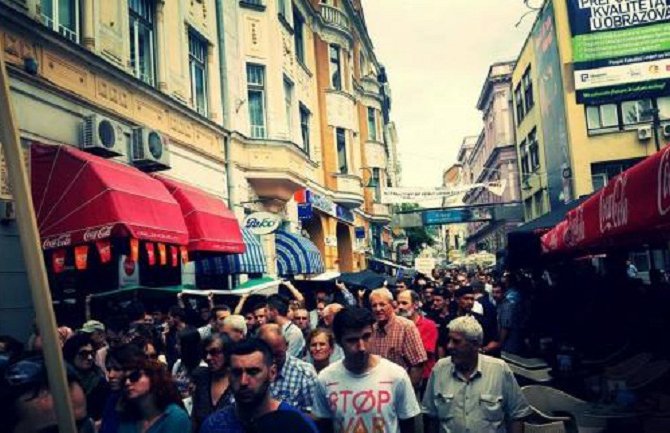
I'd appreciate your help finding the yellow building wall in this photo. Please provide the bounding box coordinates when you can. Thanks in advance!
[552,0,657,198]
[512,33,549,220]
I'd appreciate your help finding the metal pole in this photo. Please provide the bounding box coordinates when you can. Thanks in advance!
[0,55,76,432]
[653,107,661,152]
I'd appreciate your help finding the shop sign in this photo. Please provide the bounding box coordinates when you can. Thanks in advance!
[244,212,281,235]
[355,226,366,239]
[298,203,314,220]
[336,206,355,224]
[325,235,338,247]
[414,257,436,275]
[306,191,337,217]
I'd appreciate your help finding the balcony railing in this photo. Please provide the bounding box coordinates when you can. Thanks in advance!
[320,5,350,32]
[41,13,79,43]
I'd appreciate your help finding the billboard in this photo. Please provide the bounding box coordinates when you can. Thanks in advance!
[567,0,670,104]
[533,2,573,206]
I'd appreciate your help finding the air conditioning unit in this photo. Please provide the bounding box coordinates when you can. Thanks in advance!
[131,128,170,172]
[0,200,15,222]
[637,125,652,141]
[662,123,670,138]
[81,114,126,157]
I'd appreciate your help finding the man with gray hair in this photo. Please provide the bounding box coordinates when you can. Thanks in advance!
[222,314,247,342]
[369,287,427,388]
[422,316,531,433]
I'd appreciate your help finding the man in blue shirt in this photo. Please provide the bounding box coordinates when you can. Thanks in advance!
[199,338,317,433]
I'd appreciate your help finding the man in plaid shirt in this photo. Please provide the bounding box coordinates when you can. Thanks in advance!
[258,323,317,413]
[369,287,427,388]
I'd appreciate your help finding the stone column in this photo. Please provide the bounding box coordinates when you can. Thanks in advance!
[82,0,95,50]
[155,1,168,92]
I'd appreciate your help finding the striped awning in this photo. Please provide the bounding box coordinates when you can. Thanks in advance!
[196,229,267,275]
[276,230,324,276]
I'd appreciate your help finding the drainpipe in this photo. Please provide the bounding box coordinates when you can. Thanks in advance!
[215,0,234,209]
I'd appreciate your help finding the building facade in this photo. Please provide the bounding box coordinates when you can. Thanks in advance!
[222,0,398,273]
[512,0,658,222]
[0,0,400,339]
[462,61,523,253]
[0,0,233,339]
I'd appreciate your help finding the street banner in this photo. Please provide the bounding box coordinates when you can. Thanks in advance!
[567,0,670,104]
[380,180,506,204]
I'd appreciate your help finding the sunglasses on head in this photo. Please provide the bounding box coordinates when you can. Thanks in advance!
[125,370,143,383]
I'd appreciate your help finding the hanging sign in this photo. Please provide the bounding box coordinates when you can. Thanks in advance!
[145,242,156,266]
[157,243,167,265]
[74,245,89,270]
[381,181,506,204]
[244,212,281,235]
[170,245,179,267]
[96,240,112,264]
[180,245,189,264]
[130,238,139,262]
[118,254,139,289]
[52,249,66,274]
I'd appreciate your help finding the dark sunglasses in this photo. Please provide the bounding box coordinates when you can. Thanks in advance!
[125,370,144,383]
[77,350,95,358]
[204,348,223,357]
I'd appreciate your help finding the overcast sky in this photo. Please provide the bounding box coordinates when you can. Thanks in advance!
[362,0,537,187]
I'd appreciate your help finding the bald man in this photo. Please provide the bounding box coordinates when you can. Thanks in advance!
[257,324,317,414]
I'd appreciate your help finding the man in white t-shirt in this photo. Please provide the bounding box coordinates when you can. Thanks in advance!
[313,306,421,433]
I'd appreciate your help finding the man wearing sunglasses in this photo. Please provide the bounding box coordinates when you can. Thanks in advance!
[1,356,95,433]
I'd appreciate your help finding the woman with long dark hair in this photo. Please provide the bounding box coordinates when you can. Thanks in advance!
[117,359,190,433]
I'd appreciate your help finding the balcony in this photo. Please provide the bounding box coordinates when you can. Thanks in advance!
[369,203,391,223]
[320,5,351,33]
[332,174,364,209]
[236,141,317,202]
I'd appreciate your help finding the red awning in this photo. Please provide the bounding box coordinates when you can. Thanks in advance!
[31,143,189,249]
[153,175,245,253]
[541,146,670,255]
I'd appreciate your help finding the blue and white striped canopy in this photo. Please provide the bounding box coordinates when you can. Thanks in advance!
[276,230,324,276]
[197,229,267,275]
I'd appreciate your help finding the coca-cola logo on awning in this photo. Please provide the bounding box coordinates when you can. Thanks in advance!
[599,174,628,234]
[83,225,114,242]
[658,147,670,216]
[42,233,72,249]
[564,207,585,247]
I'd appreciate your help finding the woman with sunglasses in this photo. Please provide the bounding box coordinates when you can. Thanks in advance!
[63,332,110,422]
[118,359,190,433]
[191,333,235,433]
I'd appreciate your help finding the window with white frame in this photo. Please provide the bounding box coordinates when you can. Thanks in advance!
[514,83,525,124]
[329,44,342,90]
[586,104,618,131]
[284,77,294,138]
[367,107,377,141]
[278,0,290,21]
[523,66,534,111]
[528,128,539,171]
[293,7,305,64]
[336,127,348,173]
[40,0,79,42]
[658,96,670,120]
[189,30,208,116]
[129,0,156,86]
[299,103,310,155]
[247,64,267,138]
[622,99,653,125]
[372,167,381,202]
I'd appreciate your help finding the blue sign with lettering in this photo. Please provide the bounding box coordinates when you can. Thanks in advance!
[422,209,472,225]
[298,203,313,220]
[355,226,366,239]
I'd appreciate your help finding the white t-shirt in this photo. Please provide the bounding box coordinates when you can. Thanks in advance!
[313,357,421,433]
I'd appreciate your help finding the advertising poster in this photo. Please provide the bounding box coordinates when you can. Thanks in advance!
[567,0,670,103]
[533,2,573,205]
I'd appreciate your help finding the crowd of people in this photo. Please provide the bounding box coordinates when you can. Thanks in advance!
[1,268,537,433]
